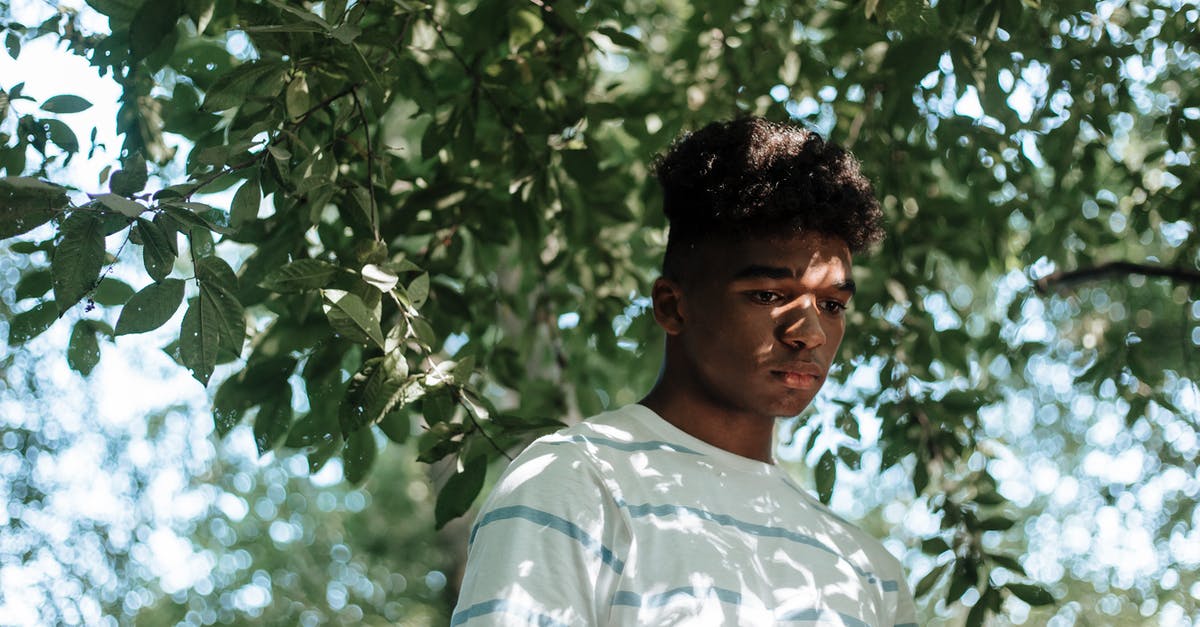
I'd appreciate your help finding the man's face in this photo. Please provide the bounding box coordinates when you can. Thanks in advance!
[663,231,854,421]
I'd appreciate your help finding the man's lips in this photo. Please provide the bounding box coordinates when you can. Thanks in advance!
[770,363,825,390]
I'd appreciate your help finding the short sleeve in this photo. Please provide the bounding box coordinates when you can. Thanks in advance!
[451,441,629,626]
[890,574,918,627]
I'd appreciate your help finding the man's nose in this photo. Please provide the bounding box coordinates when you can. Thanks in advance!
[779,302,826,349]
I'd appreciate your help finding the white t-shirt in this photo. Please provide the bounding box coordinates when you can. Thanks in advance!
[452,404,917,626]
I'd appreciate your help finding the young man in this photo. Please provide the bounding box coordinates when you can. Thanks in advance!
[451,117,917,626]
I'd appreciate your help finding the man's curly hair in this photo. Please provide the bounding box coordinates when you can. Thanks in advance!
[655,117,884,279]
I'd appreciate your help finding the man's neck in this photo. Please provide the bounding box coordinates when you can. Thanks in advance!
[640,383,776,464]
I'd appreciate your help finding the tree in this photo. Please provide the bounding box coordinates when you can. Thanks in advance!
[2,0,1197,623]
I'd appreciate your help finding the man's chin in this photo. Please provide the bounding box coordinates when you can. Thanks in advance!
[767,396,816,419]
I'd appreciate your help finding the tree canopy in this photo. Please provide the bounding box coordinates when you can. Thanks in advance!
[1,0,1197,623]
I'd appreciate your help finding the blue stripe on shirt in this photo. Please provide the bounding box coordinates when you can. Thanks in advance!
[542,434,703,455]
[617,500,901,593]
[450,599,572,627]
[612,587,882,627]
[612,585,746,609]
[469,505,625,575]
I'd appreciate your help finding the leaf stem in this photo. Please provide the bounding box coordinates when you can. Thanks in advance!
[351,88,380,241]
[456,387,514,462]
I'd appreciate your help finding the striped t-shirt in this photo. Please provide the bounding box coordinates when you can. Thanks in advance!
[452,404,917,626]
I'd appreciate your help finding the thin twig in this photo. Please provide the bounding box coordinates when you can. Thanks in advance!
[293,84,360,125]
[428,10,534,154]
[456,387,514,461]
[184,154,265,200]
[84,226,133,313]
[1034,261,1200,295]
[351,88,380,241]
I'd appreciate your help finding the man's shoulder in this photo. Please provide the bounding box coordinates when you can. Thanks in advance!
[488,404,687,497]
[518,403,688,457]
[475,407,652,515]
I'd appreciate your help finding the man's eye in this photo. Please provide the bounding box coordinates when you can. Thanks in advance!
[822,300,848,315]
[749,291,783,304]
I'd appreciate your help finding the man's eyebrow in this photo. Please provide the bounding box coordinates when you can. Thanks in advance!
[731,266,857,295]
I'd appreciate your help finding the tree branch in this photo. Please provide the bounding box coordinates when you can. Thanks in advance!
[1034,261,1200,295]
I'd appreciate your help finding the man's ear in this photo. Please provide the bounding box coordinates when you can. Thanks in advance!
[651,277,686,335]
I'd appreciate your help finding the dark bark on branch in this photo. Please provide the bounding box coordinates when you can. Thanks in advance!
[1035,261,1200,295]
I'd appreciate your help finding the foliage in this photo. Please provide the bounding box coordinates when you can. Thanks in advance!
[1,0,1198,623]
[0,335,451,625]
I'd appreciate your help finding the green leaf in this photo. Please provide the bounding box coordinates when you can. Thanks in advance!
[597,26,642,49]
[7,301,57,345]
[914,562,948,598]
[52,211,105,313]
[913,459,930,495]
[989,553,1027,576]
[410,317,437,348]
[7,241,48,254]
[41,95,93,114]
[95,193,145,218]
[138,217,176,281]
[836,446,861,470]
[836,411,861,440]
[109,153,148,196]
[965,591,989,627]
[407,272,429,309]
[85,0,145,24]
[265,0,331,28]
[230,177,260,226]
[417,422,465,463]
[180,258,244,384]
[920,537,951,555]
[340,353,410,435]
[343,428,377,486]
[195,256,245,354]
[976,516,1015,531]
[4,32,19,60]
[68,319,102,375]
[1005,583,1055,606]
[286,410,339,448]
[130,0,183,62]
[321,289,384,347]
[946,557,979,605]
[93,277,134,305]
[434,455,487,528]
[44,119,79,152]
[815,450,836,504]
[253,386,292,453]
[200,60,289,112]
[179,296,216,384]
[0,177,69,239]
[261,259,338,292]
[161,202,233,235]
[330,23,360,44]
[422,389,456,424]
[307,432,343,474]
[14,269,52,301]
[285,75,311,121]
[115,278,185,335]
[377,411,410,443]
[974,489,1006,506]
